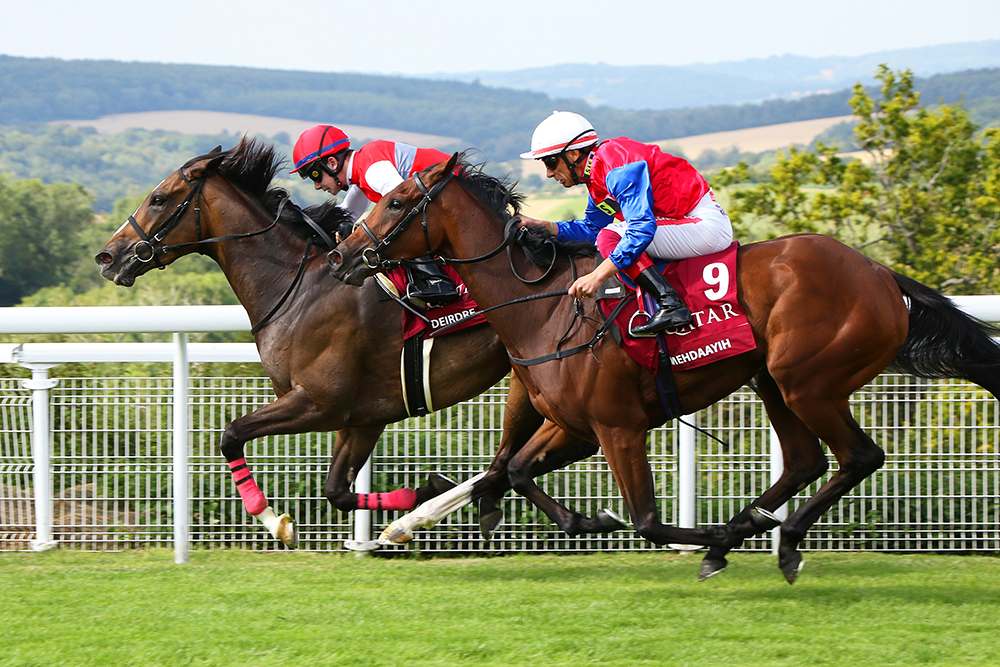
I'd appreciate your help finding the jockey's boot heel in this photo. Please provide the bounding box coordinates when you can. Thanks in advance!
[406,260,460,307]
[632,267,692,335]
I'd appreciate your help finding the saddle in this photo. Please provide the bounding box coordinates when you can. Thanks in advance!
[597,242,756,374]
[375,266,488,418]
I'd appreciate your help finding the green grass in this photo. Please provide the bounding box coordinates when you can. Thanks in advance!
[1,550,999,666]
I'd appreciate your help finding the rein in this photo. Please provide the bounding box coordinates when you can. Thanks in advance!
[128,168,335,335]
[359,169,621,361]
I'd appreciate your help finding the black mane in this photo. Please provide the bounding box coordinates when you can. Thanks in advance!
[454,159,596,267]
[184,137,351,250]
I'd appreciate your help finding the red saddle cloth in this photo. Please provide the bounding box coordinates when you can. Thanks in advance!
[385,265,488,340]
[598,242,756,373]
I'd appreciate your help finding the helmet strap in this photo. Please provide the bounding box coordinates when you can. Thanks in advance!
[316,126,349,191]
[558,129,596,186]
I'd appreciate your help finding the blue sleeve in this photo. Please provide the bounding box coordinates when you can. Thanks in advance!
[554,196,613,243]
[604,161,656,269]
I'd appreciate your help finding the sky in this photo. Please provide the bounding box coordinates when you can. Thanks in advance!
[3,0,1000,76]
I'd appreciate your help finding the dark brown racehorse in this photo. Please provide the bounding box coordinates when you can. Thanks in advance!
[95,138,621,547]
[329,154,1000,582]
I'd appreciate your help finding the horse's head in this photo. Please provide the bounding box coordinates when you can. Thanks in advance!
[328,153,459,286]
[95,147,226,286]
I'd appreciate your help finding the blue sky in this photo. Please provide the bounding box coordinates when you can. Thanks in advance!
[3,0,999,75]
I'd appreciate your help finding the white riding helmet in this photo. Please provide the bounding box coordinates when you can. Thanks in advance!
[520,111,599,160]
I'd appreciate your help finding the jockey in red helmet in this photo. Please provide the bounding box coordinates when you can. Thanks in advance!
[291,124,459,306]
[518,111,734,335]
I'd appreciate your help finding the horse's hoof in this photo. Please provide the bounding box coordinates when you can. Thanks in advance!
[479,509,504,541]
[596,509,628,532]
[428,473,458,495]
[378,523,413,545]
[780,552,804,584]
[257,507,297,548]
[699,556,728,581]
[749,506,783,531]
[275,513,298,549]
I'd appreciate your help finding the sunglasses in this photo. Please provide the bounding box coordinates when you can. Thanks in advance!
[541,155,561,170]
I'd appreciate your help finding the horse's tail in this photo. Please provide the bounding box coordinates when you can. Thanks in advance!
[890,271,1000,397]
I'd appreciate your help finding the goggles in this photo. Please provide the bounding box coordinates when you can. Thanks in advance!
[300,161,326,183]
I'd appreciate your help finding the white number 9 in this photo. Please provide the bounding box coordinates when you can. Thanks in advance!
[703,262,729,301]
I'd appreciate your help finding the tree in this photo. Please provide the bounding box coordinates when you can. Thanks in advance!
[714,66,1000,294]
[0,175,94,305]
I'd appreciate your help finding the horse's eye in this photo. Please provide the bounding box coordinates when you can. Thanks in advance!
[150,194,166,207]
[388,199,403,211]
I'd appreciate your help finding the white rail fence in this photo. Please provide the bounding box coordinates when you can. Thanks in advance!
[1,301,999,562]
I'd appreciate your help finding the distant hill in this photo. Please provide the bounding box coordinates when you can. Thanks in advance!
[2,53,999,161]
[423,40,1000,110]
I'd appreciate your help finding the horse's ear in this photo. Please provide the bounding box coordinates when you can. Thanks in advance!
[188,152,226,179]
[425,153,460,184]
[209,145,223,154]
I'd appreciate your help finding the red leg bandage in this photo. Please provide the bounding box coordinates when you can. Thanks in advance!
[356,488,418,511]
[228,458,268,515]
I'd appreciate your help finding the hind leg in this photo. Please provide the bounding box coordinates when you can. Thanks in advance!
[700,371,830,580]
[506,424,623,537]
[775,398,885,583]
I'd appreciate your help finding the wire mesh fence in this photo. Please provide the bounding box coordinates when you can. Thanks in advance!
[2,374,998,553]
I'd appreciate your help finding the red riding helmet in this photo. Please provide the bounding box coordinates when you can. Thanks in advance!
[290,125,351,174]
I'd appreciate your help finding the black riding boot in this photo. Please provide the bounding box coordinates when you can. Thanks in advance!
[406,260,460,307]
[631,267,692,336]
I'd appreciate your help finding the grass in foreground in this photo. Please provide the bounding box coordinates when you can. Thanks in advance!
[1,550,998,666]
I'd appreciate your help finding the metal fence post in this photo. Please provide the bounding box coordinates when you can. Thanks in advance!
[669,416,700,552]
[345,453,376,553]
[769,424,788,555]
[22,363,59,551]
[678,417,696,529]
[173,333,190,564]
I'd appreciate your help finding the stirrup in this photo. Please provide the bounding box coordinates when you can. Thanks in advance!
[630,305,692,336]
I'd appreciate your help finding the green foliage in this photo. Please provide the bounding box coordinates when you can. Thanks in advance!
[0,174,94,305]
[715,66,1000,293]
[0,123,245,211]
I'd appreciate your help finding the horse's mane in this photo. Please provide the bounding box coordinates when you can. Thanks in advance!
[184,136,351,250]
[454,158,597,267]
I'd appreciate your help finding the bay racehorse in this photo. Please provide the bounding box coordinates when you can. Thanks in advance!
[329,154,1000,582]
[95,138,622,548]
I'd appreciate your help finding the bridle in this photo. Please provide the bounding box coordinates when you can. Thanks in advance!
[355,169,526,273]
[357,170,456,270]
[126,165,334,334]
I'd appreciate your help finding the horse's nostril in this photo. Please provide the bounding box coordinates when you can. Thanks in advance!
[95,251,114,266]
[327,250,343,269]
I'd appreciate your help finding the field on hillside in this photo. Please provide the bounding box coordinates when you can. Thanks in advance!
[57,111,461,148]
[54,110,849,162]
[2,550,998,667]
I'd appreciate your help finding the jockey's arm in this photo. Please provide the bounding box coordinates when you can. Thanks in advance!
[340,186,371,222]
[603,161,657,270]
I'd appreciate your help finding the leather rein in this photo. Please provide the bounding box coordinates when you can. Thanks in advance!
[357,171,631,363]
[127,167,335,335]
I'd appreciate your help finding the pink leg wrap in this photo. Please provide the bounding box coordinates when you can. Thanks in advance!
[356,488,418,511]
[229,458,268,515]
